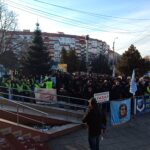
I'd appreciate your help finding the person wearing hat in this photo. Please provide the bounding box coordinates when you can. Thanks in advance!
[82,97,102,150]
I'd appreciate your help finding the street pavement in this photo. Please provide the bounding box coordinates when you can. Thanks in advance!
[48,113,150,150]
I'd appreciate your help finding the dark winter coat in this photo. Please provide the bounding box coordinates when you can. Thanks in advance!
[83,108,101,137]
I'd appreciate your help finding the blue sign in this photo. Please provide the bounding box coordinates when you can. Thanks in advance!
[136,95,150,114]
[144,95,150,112]
[110,99,131,125]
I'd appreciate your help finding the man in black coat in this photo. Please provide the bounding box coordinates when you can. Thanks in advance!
[83,98,102,150]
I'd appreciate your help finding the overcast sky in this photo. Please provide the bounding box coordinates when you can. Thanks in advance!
[5,0,150,57]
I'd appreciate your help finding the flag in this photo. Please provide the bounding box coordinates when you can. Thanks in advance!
[129,69,137,95]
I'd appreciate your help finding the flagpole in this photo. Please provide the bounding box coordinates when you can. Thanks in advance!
[134,95,136,116]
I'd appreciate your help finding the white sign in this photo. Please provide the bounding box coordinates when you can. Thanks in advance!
[35,88,57,102]
[94,91,109,103]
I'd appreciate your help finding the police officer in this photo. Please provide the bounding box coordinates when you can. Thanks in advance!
[46,78,53,89]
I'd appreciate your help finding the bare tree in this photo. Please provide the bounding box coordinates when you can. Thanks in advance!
[0,2,18,54]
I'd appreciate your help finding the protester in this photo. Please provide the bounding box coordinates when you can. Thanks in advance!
[82,97,102,150]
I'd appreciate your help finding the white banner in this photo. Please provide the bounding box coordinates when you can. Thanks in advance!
[35,88,57,102]
[94,91,109,103]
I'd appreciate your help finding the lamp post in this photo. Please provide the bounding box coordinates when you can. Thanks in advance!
[85,35,89,73]
[112,37,118,77]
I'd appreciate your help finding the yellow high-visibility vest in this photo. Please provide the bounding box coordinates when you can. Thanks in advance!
[145,87,150,95]
[16,84,23,93]
[46,81,52,89]
[35,83,40,89]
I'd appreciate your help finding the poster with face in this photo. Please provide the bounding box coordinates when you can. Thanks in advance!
[119,104,127,118]
[110,99,131,125]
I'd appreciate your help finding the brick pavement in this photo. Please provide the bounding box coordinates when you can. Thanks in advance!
[48,113,150,150]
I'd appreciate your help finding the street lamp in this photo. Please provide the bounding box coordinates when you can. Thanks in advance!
[112,37,118,77]
[85,35,89,73]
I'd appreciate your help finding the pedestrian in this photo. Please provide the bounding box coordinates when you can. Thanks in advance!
[82,97,102,150]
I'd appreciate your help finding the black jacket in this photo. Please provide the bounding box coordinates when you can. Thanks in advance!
[83,109,101,137]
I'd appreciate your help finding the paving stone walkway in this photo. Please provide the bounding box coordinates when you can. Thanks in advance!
[48,113,150,150]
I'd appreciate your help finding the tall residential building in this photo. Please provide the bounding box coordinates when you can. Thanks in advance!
[0,29,110,63]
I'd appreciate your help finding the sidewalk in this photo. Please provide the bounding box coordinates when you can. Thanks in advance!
[48,113,150,150]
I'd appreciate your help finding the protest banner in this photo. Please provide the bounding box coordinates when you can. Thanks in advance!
[35,88,57,102]
[144,95,150,113]
[136,95,150,114]
[110,99,131,125]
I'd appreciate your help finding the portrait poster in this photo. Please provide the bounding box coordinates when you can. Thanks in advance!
[110,99,131,125]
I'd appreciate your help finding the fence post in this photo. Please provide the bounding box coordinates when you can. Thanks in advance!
[17,103,19,125]
[42,117,45,133]
[8,87,12,100]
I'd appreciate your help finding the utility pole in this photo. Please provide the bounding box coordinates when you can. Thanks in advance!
[112,37,118,78]
[85,35,89,73]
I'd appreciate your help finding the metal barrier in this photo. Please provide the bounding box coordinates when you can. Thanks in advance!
[0,96,49,132]
[1,85,149,127]
[0,85,88,111]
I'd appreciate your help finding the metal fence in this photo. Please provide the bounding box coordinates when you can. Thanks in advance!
[0,85,88,111]
[0,96,49,132]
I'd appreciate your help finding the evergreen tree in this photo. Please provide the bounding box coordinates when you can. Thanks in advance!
[78,56,86,72]
[140,58,150,75]
[21,23,50,76]
[91,53,110,74]
[67,49,78,73]
[60,47,68,64]
[117,44,142,75]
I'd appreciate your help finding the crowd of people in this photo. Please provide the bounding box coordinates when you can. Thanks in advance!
[0,71,149,103]
[0,74,54,102]
[55,71,149,99]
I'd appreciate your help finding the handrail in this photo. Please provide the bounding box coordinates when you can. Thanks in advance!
[0,91,43,102]
[0,96,49,116]
[1,108,46,125]
[58,101,87,109]
[0,86,87,108]
[0,85,88,102]
[0,91,88,111]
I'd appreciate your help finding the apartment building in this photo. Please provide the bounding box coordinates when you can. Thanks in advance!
[0,29,110,63]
